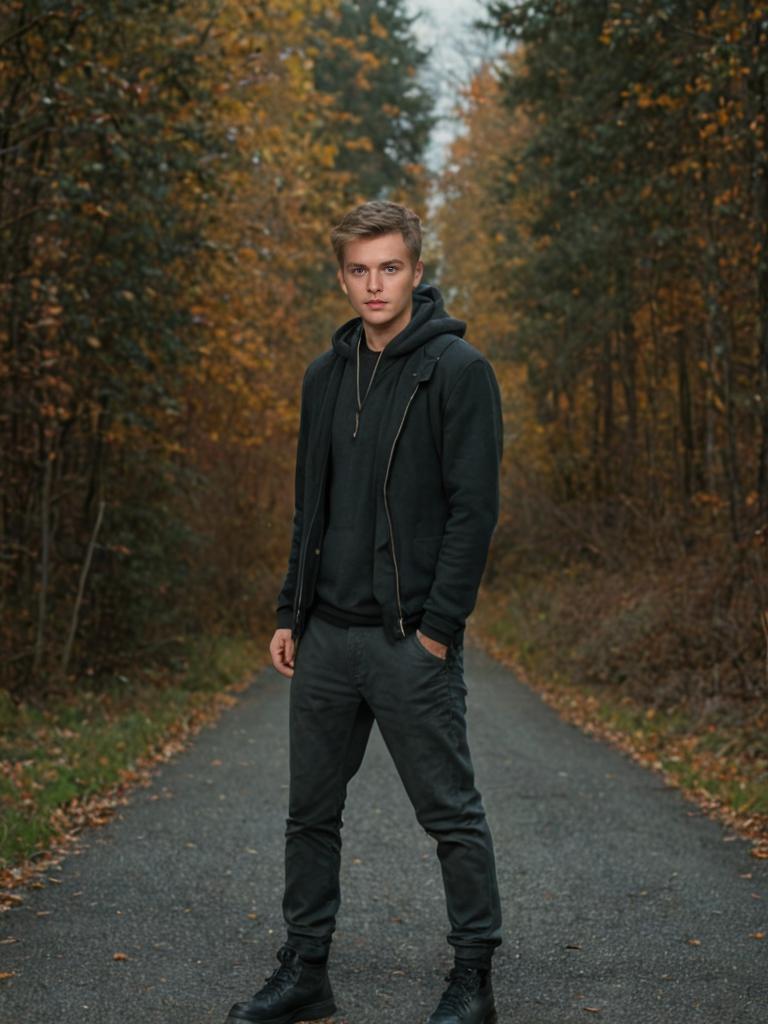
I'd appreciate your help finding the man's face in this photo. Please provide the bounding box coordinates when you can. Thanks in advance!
[337,231,424,341]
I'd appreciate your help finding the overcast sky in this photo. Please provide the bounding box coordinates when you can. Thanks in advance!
[405,0,498,170]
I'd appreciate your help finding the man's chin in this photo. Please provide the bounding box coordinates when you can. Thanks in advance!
[357,304,410,332]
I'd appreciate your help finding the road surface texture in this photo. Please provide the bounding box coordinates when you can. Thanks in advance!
[1,644,766,1023]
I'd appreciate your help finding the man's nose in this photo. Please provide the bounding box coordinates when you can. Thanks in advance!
[367,272,382,293]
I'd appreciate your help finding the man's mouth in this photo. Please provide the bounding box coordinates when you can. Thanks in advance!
[366,300,386,306]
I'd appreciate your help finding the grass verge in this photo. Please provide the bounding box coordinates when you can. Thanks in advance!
[471,583,768,858]
[0,633,268,902]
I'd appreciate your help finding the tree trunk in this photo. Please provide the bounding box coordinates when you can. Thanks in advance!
[676,328,695,506]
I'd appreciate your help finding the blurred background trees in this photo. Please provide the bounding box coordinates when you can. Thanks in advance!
[0,0,434,692]
[2,0,767,717]
[440,0,768,708]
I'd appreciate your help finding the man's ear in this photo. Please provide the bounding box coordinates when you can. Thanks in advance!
[413,259,424,287]
[337,267,348,295]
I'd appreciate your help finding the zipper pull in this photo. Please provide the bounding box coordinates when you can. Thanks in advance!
[398,616,405,637]
[353,410,360,439]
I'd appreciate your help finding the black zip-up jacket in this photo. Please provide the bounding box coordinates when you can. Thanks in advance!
[276,283,503,646]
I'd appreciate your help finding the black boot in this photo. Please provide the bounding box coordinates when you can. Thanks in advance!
[426,965,496,1024]
[225,945,336,1024]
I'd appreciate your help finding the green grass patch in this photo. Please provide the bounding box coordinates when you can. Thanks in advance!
[0,634,266,870]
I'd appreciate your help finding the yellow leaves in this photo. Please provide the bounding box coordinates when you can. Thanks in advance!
[713,188,738,208]
[317,143,337,168]
[345,137,374,152]
[598,15,617,45]
[370,14,388,40]
[629,84,680,111]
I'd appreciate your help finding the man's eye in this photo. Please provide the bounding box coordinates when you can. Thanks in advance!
[384,265,399,273]
[351,267,366,275]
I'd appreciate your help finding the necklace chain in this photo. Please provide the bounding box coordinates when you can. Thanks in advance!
[354,326,384,439]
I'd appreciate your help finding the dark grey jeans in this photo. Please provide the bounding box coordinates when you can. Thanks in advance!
[282,614,502,967]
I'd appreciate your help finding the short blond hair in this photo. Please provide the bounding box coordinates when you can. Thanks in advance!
[331,200,422,267]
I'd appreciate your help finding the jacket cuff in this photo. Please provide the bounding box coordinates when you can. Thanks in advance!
[418,617,454,648]
[276,607,294,631]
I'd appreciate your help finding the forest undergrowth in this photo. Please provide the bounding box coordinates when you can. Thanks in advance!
[472,526,768,858]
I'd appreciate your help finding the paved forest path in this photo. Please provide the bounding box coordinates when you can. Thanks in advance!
[1,645,766,1024]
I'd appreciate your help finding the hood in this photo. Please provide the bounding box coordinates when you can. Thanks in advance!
[331,283,466,361]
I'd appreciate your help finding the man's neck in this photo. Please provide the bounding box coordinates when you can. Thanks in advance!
[363,304,413,352]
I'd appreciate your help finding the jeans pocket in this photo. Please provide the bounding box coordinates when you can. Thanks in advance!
[410,629,449,666]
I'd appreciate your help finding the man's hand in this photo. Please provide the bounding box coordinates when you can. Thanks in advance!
[270,628,296,678]
[416,629,448,660]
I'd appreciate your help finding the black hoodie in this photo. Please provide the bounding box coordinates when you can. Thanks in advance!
[276,283,503,648]
[312,285,467,629]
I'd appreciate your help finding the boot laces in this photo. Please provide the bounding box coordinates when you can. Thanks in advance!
[258,946,300,997]
[436,966,483,1014]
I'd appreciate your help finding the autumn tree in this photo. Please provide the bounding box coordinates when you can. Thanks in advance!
[430,1,768,704]
[312,0,435,202]
[482,0,768,539]
[0,0,360,691]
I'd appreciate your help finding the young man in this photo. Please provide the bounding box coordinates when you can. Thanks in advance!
[226,201,503,1024]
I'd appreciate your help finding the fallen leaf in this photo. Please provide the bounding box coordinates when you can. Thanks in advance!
[113,952,129,961]
[751,932,765,940]
[0,972,16,980]
[687,938,701,946]
[0,938,18,945]
[751,847,768,860]
[584,1009,601,1015]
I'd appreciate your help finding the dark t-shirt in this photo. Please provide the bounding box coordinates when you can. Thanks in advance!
[312,338,389,626]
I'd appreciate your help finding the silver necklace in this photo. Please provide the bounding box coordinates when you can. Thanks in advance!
[353,327,384,439]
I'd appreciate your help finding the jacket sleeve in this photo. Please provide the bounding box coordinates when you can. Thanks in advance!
[418,358,503,646]
[275,369,311,631]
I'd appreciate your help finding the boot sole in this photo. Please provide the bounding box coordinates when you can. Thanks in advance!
[226,998,337,1024]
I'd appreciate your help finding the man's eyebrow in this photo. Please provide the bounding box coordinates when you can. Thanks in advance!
[346,258,406,269]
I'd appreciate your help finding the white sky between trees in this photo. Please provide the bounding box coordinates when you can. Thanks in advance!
[405,0,496,171]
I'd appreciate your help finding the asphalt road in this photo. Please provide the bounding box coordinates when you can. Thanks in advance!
[1,644,766,1024]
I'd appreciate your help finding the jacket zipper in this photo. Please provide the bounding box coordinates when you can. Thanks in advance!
[293,480,325,636]
[383,382,421,637]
